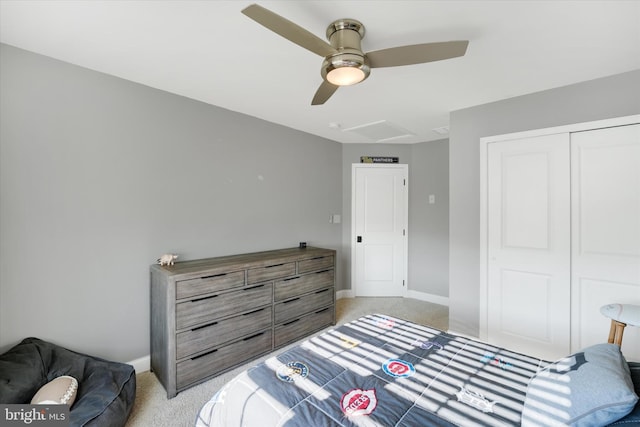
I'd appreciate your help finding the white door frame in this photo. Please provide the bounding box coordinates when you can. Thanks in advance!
[351,163,408,297]
[479,114,640,341]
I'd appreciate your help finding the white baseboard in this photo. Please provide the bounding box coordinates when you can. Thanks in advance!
[336,289,354,299]
[337,289,447,306]
[405,290,449,306]
[127,355,150,373]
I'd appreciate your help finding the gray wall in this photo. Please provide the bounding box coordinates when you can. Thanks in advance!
[448,69,640,337]
[341,141,449,298]
[409,140,449,297]
[0,44,342,361]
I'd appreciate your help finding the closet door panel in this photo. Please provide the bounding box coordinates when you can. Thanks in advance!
[487,133,571,360]
[498,270,553,341]
[501,152,550,249]
[571,124,640,361]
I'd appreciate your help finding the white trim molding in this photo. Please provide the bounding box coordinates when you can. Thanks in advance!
[336,289,354,299]
[405,290,449,307]
[127,355,150,373]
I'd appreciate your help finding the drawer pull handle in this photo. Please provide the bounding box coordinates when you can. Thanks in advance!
[283,276,300,282]
[201,273,226,279]
[283,297,300,304]
[243,308,265,316]
[192,321,218,331]
[283,318,300,326]
[244,284,265,291]
[191,348,218,360]
[315,307,330,314]
[191,294,219,303]
[310,256,325,260]
[315,289,329,294]
[265,264,284,268]
[243,332,265,341]
[315,269,331,274]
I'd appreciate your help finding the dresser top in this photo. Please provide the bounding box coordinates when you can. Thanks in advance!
[151,246,335,279]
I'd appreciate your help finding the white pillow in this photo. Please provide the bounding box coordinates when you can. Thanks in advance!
[31,375,78,406]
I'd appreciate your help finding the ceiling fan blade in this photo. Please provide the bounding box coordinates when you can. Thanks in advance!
[242,4,337,58]
[311,81,339,105]
[366,40,469,68]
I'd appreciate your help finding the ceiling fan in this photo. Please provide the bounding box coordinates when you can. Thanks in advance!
[241,3,469,105]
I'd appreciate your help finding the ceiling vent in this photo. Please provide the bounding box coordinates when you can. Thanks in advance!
[432,126,450,135]
[343,120,414,142]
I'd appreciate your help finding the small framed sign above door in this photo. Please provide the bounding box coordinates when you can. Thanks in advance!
[360,156,399,163]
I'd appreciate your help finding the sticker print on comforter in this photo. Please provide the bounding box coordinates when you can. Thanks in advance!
[196,314,546,427]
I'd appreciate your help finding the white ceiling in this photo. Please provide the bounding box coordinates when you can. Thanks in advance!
[1,1,639,144]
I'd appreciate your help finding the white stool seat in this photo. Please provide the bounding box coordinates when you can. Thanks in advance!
[600,304,640,326]
[600,303,640,346]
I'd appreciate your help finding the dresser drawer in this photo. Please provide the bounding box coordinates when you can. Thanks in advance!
[298,256,334,274]
[247,262,296,284]
[176,283,273,330]
[176,306,272,359]
[274,287,334,324]
[274,270,334,301]
[274,307,333,348]
[177,329,272,389]
[176,271,245,300]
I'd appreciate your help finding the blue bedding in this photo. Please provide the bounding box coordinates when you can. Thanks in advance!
[196,314,639,426]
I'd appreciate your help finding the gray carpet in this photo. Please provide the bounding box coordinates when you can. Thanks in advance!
[125,297,448,427]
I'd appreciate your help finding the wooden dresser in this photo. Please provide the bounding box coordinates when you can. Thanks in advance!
[150,246,336,398]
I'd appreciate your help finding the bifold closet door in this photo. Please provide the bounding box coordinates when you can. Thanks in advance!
[571,124,640,361]
[487,133,571,360]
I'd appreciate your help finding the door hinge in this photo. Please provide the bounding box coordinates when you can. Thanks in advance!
[403,229,406,236]
[403,179,406,186]
[403,280,405,287]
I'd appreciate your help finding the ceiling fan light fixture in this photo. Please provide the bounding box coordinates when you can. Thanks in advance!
[322,54,370,86]
[326,65,365,86]
[323,19,369,86]
[241,4,469,105]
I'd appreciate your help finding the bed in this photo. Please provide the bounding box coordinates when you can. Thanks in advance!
[196,314,640,427]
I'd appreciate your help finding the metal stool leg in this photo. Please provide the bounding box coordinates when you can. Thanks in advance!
[608,320,627,346]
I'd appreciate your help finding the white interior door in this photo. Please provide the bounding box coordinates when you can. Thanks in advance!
[352,164,407,297]
[570,124,640,361]
[487,134,571,360]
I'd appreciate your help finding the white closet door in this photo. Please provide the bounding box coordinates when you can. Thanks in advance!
[571,124,640,361]
[487,133,571,360]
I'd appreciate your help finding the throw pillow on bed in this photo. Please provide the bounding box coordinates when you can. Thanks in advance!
[608,362,640,425]
[521,343,638,427]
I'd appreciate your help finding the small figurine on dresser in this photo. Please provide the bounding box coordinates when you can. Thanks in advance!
[157,253,178,266]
